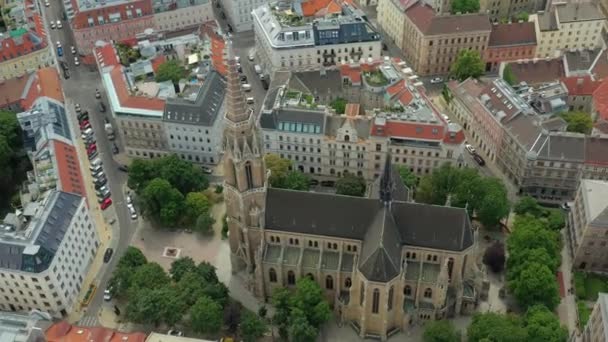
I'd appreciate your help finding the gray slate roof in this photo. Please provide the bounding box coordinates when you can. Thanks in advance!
[259,107,326,132]
[264,184,474,282]
[0,191,82,272]
[163,71,226,126]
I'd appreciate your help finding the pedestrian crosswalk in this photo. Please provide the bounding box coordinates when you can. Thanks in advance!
[79,315,99,327]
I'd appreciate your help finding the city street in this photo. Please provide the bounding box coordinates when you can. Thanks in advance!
[39,0,138,326]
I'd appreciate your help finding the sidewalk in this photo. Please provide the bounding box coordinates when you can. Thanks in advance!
[557,229,578,335]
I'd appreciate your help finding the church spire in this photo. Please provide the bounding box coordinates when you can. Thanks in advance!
[379,154,392,204]
[224,41,251,124]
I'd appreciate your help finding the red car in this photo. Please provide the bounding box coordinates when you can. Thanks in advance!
[100,198,112,210]
[87,145,97,154]
[79,120,90,129]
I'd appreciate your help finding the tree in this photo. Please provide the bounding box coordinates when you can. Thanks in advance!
[240,311,268,342]
[330,97,347,114]
[128,155,208,195]
[507,215,560,262]
[196,261,219,283]
[140,178,184,227]
[291,277,332,328]
[169,257,196,282]
[514,11,529,22]
[467,312,528,342]
[224,301,242,333]
[272,287,292,340]
[195,212,216,234]
[451,0,480,14]
[127,158,157,191]
[503,64,517,86]
[283,171,311,191]
[130,262,171,291]
[190,296,223,334]
[0,110,30,213]
[118,246,148,269]
[155,60,186,84]
[560,111,593,134]
[513,196,543,217]
[423,320,461,342]
[398,166,418,188]
[184,192,211,225]
[125,287,167,326]
[450,50,485,81]
[476,178,510,228]
[417,163,463,205]
[507,247,559,281]
[201,281,229,307]
[483,241,505,273]
[544,210,565,231]
[524,305,568,342]
[336,174,367,197]
[264,154,292,187]
[109,247,147,296]
[176,272,206,306]
[288,309,318,342]
[510,262,560,310]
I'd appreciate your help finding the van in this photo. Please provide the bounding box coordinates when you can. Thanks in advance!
[90,157,102,168]
[254,65,262,74]
[242,84,251,92]
[246,97,254,104]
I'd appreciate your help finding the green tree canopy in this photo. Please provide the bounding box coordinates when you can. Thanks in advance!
[476,178,510,228]
[0,110,30,214]
[288,308,319,342]
[423,320,461,342]
[398,166,418,188]
[195,212,216,234]
[155,60,186,84]
[467,312,528,342]
[140,178,185,227]
[507,215,561,262]
[190,296,223,334]
[283,171,311,191]
[451,0,480,14]
[560,111,593,134]
[109,247,148,297]
[130,262,171,291]
[125,286,186,327]
[336,173,367,197]
[503,64,517,86]
[128,154,208,194]
[513,196,544,217]
[184,192,211,224]
[330,98,347,114]
[169,257,196,282]
[507,247,559,281]
[118,246,148,268]
[291,277,332,328]
[450,50,485,81]
[264,154,310,191]
[524,305,568,342]
[240,311,268,342]
[510,261,560,310]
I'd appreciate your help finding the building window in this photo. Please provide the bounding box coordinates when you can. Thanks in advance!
[269,268,277,283]
[287,271,296,285]
[326,275,333,290]
[372,289,380,314]
[345,277,352,288]
[245,161,254,189]
[388,286,394,311]
[404,285,411,296]
[360,282,365,305]
[424,288,432,298]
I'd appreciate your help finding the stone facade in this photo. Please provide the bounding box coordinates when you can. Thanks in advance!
[583,293,608,342]
[568,179,608,273]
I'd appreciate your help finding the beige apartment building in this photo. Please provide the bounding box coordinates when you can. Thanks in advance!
[401,1,491,75]
[153,0,213,32]
[583,293,608,342]
[480,0,543,20]
[377,0,408,50]
[567,179,608,273]
[531,3,607,58]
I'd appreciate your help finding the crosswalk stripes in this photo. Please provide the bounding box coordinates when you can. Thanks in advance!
[78,315,99,327]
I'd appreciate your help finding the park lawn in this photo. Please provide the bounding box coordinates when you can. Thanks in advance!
[574,271,608,301]
[577,300,591,329]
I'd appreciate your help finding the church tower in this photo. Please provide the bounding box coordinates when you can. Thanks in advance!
[221,43,267,277]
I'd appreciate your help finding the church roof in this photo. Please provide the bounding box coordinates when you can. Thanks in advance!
[358,206,402,282]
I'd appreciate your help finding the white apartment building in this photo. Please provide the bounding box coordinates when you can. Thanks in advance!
[0,191,100,318]
[377,0,407,50]
[0,311,51,342]
[584,293,608,342]
[252,2,381,75]
[221,0,267,32]
[162,70,226,165]
[153,0,214,32]
[531,3,607,58]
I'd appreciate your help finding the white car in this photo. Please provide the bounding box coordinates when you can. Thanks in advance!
[441,114,451,123]
[71,46,76,54]
[74,57,80,66]
[126,194,132,204]
[234,56,240,63]
[50,22,56,29]
[130,211,138,220]
[103,289,112,301]
[56,41,61,47]
[44,1,49,6]
[430,77,444,84]
[56,20,62,29]
[465,144,476,155]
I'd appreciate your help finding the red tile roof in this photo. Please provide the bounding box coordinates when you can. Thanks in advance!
[560,76,602,96]
[95,43,120,68]
[151,55,166,73]
[46,321,147,342]
[488,22,537,47]
[340,64,361,84]
[0,75,32,109]
[201,22,227,76]
[301,0,342,17]
[406,2,491,35]
[592,49,608,80]
[372,120,445,140]
[594,119,608,134]
[0,30,47,63]
[443,126,466,144]
[36,68,64,103]
[593,78,608,121]
[53,140,85,197]
[110,66,165,111]
[71,0,152,30]
[345,103,360,117]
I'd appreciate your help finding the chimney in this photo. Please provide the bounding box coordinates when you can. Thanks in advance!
[577,78,584,87]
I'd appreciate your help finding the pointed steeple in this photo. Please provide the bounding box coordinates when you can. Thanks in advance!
[379,154,392,203]
[224,41,251,124]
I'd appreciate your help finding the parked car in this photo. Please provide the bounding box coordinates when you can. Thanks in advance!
[63,69,70,80]
[97,192,111,202]
[50,22,56,29]
[100,198,112,210]
[118,164,128,172]
[473,154,485,166]
[95,89,101,99]
[79,120,90,129]
[261,78,269,90]
[103,289,112,301]
[103,248,113,262]
[168,330,183,337]
[320,180,335,187]
[98,102,106,112]
[94,181,107,190]
[74,103,81,113]
[201,166,213,174]
[44,0,49,6]
[88,150,98,160]
[71,46,76,54]
[93,171,106,181]
[74,57,80,66]
[561,202,571,211]
[112,144,119,154]
[465,144,476,155]
[430,77,443,84]
[56,20,62,29]
[126,194,133,204]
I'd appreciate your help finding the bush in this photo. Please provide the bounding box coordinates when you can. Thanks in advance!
[483,241,505,273]
[215,184,224,194]
[221,214,229,239]
[574,272,587,300]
